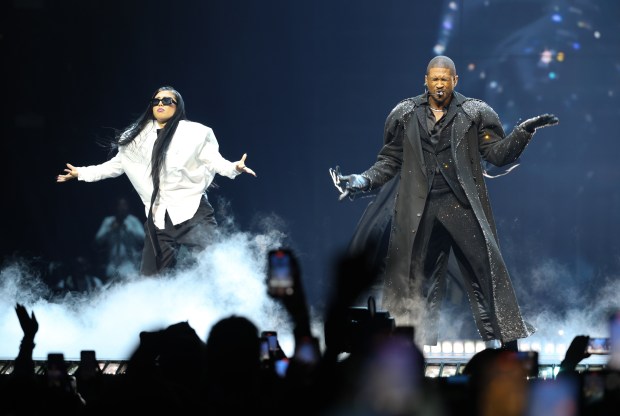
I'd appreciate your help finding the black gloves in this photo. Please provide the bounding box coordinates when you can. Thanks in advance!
[518,113,559,133]
[329,166,370,201]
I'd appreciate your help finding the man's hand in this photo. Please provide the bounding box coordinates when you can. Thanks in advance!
[519,113,559,133]
[329,166,369,201]
[15,303,38,340]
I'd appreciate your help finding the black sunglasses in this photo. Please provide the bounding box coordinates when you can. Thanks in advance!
[150,96,177,106]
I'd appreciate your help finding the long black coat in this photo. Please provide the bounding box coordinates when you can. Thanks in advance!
[358,91,535,342]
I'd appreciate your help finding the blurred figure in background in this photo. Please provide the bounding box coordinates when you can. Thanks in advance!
[94,196,144,282]
[55,255,104,295]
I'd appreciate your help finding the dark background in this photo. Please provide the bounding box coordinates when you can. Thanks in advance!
[3,0,620,322]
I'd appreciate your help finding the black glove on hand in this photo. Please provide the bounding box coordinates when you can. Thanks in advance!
[329,166,370,201]
[519,113,559,133]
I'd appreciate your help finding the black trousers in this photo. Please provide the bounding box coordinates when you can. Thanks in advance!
[140,196,218,276]
[411,186,498,344]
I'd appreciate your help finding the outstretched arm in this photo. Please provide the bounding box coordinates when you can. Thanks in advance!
[328,101,410,202]
[57,154,125,183]
[479,111,560,166]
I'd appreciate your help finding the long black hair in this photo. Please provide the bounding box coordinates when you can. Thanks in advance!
[115,86,187,192]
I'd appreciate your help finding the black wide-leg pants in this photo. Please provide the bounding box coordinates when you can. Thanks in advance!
[140,196,217,276]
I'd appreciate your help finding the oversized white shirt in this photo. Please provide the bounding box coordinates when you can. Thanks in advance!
[77,120,241,229]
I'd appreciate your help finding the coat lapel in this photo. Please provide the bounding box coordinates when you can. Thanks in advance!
[405,97,426,177]
[450,93,473,152]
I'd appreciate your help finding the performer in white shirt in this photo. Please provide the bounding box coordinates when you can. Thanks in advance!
[57,86,256,276]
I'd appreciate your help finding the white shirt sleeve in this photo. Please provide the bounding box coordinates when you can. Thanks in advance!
[199,128,241,179]
[77,153,125,182]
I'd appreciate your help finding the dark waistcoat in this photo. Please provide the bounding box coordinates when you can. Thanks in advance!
[419,112,469,205]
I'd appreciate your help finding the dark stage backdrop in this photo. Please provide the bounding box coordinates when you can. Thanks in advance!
[3,0,620,347]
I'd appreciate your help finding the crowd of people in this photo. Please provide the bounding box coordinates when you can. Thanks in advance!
[1,248,618,416]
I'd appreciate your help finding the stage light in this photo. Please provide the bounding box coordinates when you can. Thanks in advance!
[425,364,441,378]
[0,359,128,376]
[441,363,458,377]
[0,361,14,375]
[544,342,556,355]
[102,361,127,375]
[555,343,567,356]
[539,365,556,380]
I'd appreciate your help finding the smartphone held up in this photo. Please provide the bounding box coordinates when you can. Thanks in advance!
[267,248,296,297]
[586,337,611,355]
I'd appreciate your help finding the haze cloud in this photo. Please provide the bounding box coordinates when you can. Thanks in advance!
[0,223,298,361]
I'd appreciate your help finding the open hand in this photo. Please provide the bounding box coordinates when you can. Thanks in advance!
[57,163,78,182]
[235,153,257,177]
[519,114,559,133]
[329,166,369,201]
[15,303,38,339]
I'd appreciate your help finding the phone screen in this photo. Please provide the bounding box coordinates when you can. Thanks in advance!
[294,336,321,365]
[267,249,294,296]
[78,350,100,378]
[586,337,610,355]
[608,310,620,368]
[259,337,270,361]
[581,370,605,407]
[261,331,278,352]
[516,351,539,378]
[527,377,579,415]
[47,353,69,387]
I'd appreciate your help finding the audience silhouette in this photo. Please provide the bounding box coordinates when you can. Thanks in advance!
[3,250,620,415]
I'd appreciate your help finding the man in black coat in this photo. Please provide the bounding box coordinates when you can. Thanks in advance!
[331,55,558,348]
